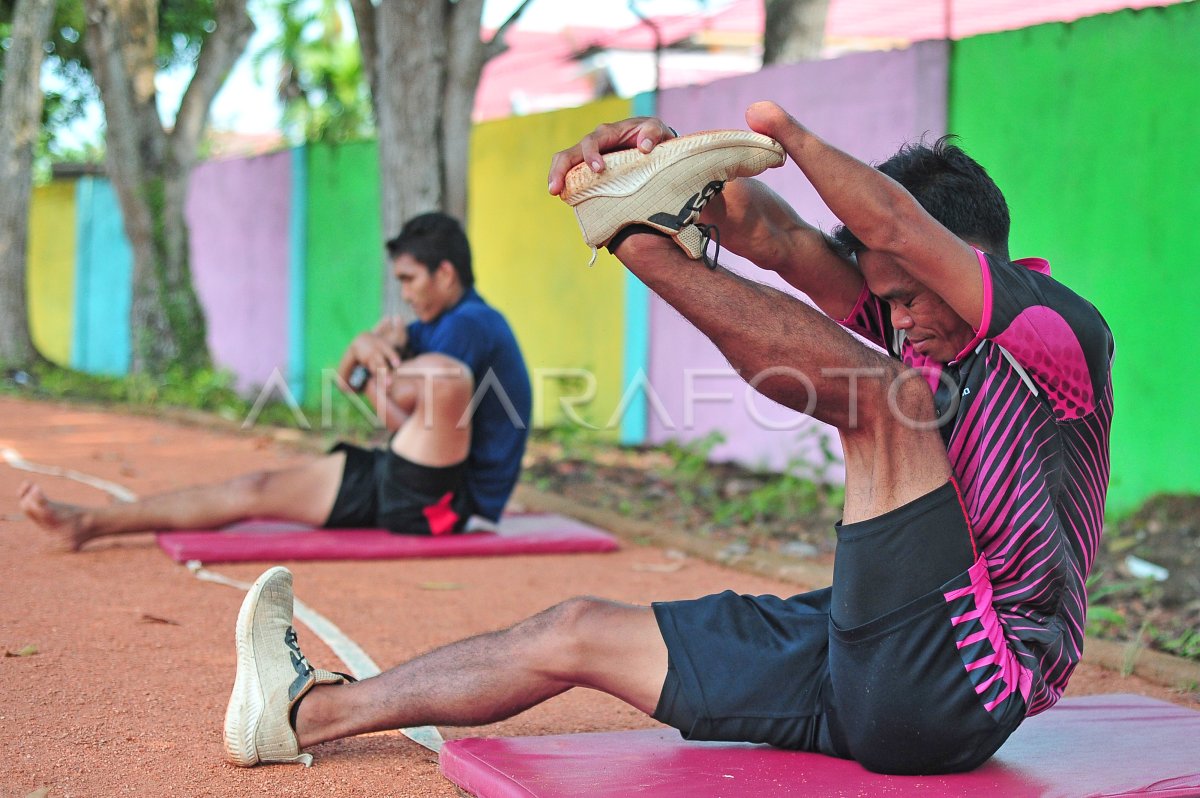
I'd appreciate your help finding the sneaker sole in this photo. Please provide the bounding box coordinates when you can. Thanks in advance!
[223,565,291,766]
[560,130,784,206]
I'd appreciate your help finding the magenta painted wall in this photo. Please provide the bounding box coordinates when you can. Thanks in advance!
[648,42,948,471]
[186,151,292,391]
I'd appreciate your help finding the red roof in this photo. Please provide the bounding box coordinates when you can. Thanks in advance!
[476,0,1183,120]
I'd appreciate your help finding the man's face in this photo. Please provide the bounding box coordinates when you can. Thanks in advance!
[393,254,455,322]
[858,250,975,363]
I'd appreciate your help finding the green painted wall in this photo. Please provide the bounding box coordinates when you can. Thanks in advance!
[468,96,634,430]
[949,3,1200,514]
[302,141,384,404]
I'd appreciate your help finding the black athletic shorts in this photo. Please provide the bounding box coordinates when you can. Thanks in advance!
[323,442,473,535]
[651,480,1027,775]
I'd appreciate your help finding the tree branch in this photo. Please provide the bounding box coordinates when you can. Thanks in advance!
[482,0,535,62]
[170,0,255,169]
[347,0,379,106]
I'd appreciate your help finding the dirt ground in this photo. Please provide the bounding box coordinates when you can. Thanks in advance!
[0,397,1194,798]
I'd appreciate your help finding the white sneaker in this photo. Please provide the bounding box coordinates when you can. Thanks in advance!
[560,130,785,264]
[223,566,353,767]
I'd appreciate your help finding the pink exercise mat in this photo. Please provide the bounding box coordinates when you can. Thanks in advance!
[155,513,619,564]
[439,694,1200,798]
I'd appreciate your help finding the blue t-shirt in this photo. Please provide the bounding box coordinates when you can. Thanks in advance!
[407,288,531,521]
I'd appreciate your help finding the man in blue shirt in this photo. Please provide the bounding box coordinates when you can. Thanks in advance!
[18,212,532,547]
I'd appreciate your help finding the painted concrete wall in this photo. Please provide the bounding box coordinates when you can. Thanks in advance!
[301,141,383,403]
[948,3,1200,513]
[649,42,949,471]
[72,177,132,374]
[23,6,1197,515]
[27,182,77,366]
[186,151,292,392]
[468,96,634,430]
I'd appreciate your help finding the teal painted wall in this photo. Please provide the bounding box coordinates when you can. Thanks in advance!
[72,177,133,374]
[949,3,1200,513]
[302,141,384,403]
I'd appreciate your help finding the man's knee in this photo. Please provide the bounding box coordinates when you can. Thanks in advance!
[403,355,477,422]
[405,353,474,414]
[533,596,625,679]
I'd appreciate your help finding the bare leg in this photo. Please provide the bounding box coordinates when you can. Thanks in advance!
[18,355,477,550]
[613,233,950,523]
[16,453,347,550]
[295,598,667,746]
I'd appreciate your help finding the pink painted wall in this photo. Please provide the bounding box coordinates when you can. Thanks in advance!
[186,151,292,391]
[648,42,948,471]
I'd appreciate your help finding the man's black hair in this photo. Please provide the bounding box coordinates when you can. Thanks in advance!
[386,212,475,289]
[831,135,1011,261]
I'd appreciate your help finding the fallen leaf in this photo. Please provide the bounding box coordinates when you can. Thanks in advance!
[5,644,38,658]
[139,614,181,626]
[418,582,463,591]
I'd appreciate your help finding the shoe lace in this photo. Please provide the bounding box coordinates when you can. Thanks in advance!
[696,223,722,270]
[284,626,314,677]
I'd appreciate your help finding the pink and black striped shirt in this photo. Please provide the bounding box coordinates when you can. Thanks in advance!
[840,250,1115,718]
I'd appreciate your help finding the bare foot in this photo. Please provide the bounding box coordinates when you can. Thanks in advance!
[17,481,95,551]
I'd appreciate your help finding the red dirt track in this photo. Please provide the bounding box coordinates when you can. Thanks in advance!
[0,397,1189,797]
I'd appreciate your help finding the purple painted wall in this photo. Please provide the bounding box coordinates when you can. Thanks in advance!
[649,42,948,471]
[186,151,292,391]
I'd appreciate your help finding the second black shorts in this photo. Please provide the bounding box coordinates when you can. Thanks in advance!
[651,480,1027,775]
[324,441,473,535]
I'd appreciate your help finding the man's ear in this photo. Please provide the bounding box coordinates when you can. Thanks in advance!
[436,259,458,285]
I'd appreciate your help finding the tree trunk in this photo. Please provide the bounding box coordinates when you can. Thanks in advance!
[0,0,56,368]
[351,0,529,310]
[372,3,450,235]
[762,0,829,66]
[83,0,253,376]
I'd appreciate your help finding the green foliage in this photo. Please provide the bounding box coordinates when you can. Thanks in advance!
[1157,629,1200,660]
[545,422,598,463]
[253,0,373,144]
[0,362,375,441]
[3,0,233,167]
[710,428,843,526]
[662,431,725,507]
[1085,605,1127,637]
[4,361,245,416]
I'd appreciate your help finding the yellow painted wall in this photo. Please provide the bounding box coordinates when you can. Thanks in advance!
[27,181,77,365]
[468,97,633,431]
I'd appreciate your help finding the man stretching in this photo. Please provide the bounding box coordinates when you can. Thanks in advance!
[19,212,532,548]
[222,103,1113,775]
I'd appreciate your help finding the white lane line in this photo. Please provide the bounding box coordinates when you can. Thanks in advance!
[4,445,444,752]
[4,446,138,502]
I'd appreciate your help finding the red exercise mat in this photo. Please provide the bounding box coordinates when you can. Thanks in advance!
[439,694,1200,798]
[156,513,619,564]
